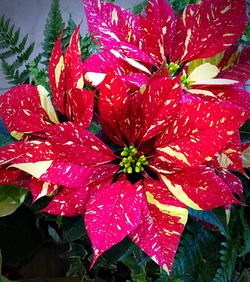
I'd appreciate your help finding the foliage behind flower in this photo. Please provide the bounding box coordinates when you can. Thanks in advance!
[0,0,250,281]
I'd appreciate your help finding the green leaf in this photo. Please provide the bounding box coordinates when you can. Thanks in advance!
[157,270,183,282]
[189,207,229,238]
[88,122,101,135]
[103,237,133,267]
[65,242,88,279]
[121,245,150,282]
[61,14,77,52]
[240,120,250,141]
[0,185,27,217]
[62,216,86,242]
[0,49,16,59]
[121,255,147,282]
[0,134,15,148]
[65,242,88,260]
[31,196,51,212]
[240,120,250,132]
[17,42,35,62]
[12,28,20,46]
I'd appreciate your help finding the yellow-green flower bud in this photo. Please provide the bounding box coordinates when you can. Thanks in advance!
[127,167,133,174]
[121,150,128,157]
[122,157,128,163]
[120,145,149,174]
[127,156,132,162]
[168,62,180,77]
[131,148,138,155]
[135,166,141,173]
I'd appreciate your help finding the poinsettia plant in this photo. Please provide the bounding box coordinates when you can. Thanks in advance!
[0,0,250,281]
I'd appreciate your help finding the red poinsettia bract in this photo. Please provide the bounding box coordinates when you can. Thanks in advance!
[0,0,249,274]
[82,0,247,86]
[0,25,94,141]
[1,72,247,272]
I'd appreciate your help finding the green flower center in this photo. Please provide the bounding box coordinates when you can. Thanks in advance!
[119,145,149,174]
[180,73,190,88]
[167,62,191,88]
[167,62,180,77]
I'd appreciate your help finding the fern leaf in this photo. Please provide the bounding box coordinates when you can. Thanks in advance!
[80,34,99,61]
[0,16,33,56]
[167,0,198,13]
[8,24,14,41]
[1,59,29,85]
[28,55,49,88]
[212,241,238,282]
[0,16,35,85]
[0,49,16,59]
[18,34,28,52]
[41,0,64,65]
[18,69,30,84]
[172,220,220,282]
[3,17,10,31]
[0,41,9,49]
[61,14,77,52]
[20,42,35,61]
[239,207,250,257]
[130,0,149,15]
[12,28,20,46]
[62,15,98,61]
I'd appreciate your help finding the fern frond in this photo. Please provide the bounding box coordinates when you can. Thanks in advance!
[172,220,220,282]
[28,54,49,89]
[212,241,238,282]
[80,34,99,61]
[0,16,35,85]
[41,0,64,65]
[0,16,34,58]
[167,0,198,13]
[239,207,250,257]
[61,15,98,61]
[1,59,29,85]
[18,34,28,52]
[61,14,77,52]
[0,49,16,59]
[130,0,149,15]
